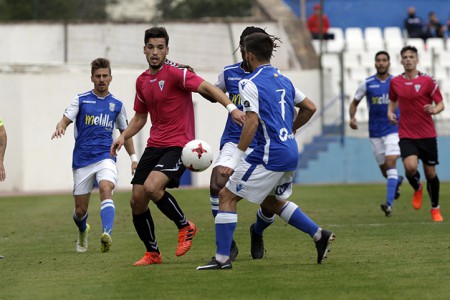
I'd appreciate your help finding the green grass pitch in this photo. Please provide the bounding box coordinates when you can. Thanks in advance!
[0,183,449,299]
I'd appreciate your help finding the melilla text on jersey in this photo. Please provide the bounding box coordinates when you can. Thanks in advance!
[371,94,389,105]
[85,113,114,131]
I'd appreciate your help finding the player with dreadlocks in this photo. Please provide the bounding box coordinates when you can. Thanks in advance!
[204,26,316,261]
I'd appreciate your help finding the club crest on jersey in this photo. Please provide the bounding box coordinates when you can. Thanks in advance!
[414,84,421,92]
[159,80,165,91]
[109,103,115,112]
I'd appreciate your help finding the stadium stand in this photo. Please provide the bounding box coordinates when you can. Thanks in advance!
[345,27,365,51]
[364,27,384,51]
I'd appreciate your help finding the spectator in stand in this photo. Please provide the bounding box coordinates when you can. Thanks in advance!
[307,4,334,40]
[404,6,426,40]
[424,11,445,39]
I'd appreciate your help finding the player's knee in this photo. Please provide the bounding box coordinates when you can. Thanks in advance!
[74,206,87,218]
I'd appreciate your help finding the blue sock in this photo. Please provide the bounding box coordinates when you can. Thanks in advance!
[73,211,88,232]
[215,211,237,257]
[279,202,319,237]
[100,199,115,234]
[210,195,219,218]
[253,207,275,235]
[386,169,398,207]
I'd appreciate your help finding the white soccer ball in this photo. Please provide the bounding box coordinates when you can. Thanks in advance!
[181,139,214,172]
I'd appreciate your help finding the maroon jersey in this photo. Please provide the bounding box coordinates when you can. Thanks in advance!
[389,72,443,139]
[134,64,204,148]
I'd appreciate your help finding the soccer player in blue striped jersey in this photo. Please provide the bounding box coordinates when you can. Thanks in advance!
[349,51,403,217]
[197,32,335,270]
[52,58,138,253]
[206,27,317,260]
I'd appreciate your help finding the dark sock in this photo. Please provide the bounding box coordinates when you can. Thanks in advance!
[155,191,188,229]
[132,209,159,253]
[406,171,421,191]
[427,176,440,208]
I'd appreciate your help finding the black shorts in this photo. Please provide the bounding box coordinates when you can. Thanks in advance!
[131,146,186,188]
[399,138,439,166]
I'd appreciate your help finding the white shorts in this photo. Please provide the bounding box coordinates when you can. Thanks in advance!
[225,159,294,204]
[73,159,118,195]
[370,133,400,165]
[212,142,253,168]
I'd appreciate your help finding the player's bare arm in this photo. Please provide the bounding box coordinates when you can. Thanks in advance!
[293,97,317,132]
[349,100,360,129]
[219,111,258,177]
[424,101,444,115]
[51,115,72,139]
[196,81,245,126]
[387,101,398,125]
[120,129,138,175]
[110,112,147,157]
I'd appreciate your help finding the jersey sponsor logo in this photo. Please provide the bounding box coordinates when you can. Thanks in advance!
[236,183,244,192]
[109,103,115,112]
[371,94,389,105]
[82,100,96,104]
[279,128,295,141]
[414,84,421,92]
[158,80,165,91]
[230,93,241,106]
[275,182,291,196]
[85,113,114,130]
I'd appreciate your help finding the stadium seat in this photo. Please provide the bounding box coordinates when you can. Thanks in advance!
[406,38,426,52]
[343,51,361,70]
[426,38,445,54]
[345,27,365,51]
[364,27,384,51]
[384,27,404,53]
[418,50,432,72]
[326,27,345,52]
[360,49,379,69]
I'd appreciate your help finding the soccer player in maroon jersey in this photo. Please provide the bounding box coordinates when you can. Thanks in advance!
[388,45,445,222]
[110,27,245,266]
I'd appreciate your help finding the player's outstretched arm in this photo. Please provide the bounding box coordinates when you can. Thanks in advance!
[196,81,245,126]
[110,112,147,157]
[293,97,317,132]
[51,115,72,139]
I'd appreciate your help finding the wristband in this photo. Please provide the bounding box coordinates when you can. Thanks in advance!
[226,103,238,113]
[130,154,138,163]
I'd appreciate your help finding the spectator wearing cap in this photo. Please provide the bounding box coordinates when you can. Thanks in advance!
[307,4,334,40]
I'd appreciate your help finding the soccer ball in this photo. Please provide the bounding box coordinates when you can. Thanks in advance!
[181,139,214,172]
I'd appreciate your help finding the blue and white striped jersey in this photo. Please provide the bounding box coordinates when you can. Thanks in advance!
[64,90,128,169]
[238,64,300,171]
[353,74,399,138]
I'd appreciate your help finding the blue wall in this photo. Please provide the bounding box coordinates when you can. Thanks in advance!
[296,136,450,184]
[284,0,450,30]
